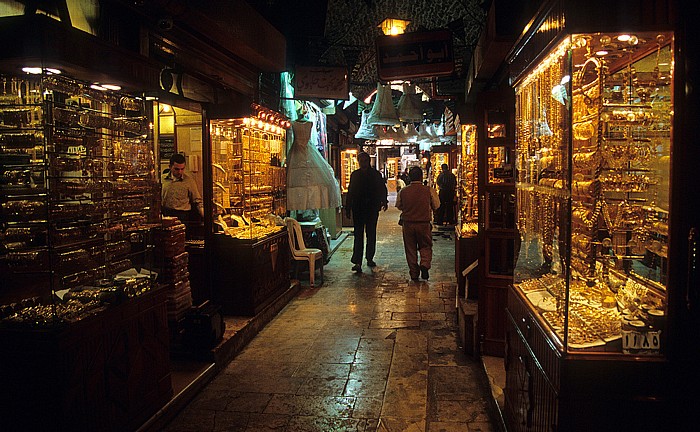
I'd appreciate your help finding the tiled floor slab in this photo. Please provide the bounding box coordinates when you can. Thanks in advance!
[164,202,497,432]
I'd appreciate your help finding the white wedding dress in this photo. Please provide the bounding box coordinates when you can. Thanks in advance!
[286,120,341,210]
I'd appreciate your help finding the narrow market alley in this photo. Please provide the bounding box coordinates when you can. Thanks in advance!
[163,197,498,432]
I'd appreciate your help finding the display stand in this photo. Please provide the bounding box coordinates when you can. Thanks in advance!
[0,287,172,431]
[0,71,170,430]
[211,231,290,316]
[208,115,291,316]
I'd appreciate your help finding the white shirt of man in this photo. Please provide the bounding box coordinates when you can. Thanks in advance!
[161,170,204,216]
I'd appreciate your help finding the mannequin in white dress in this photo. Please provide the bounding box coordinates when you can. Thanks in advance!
[286,119,341,211]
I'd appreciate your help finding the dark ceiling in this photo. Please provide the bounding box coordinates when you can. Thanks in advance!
[247,0,490,103]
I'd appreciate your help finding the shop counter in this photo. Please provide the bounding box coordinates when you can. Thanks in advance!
[211,230,290,316]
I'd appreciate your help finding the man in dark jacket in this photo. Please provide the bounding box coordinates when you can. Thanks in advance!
[435,163,457,225]
[345,152,388,272]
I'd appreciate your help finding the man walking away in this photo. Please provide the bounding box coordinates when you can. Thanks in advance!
[345,152,389,273]
[396,166,440,280]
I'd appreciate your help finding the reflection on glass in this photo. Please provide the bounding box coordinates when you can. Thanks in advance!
[487,146,512,184]
[488,237,515,276]
[488,123,507,138]
[487,191,516,229]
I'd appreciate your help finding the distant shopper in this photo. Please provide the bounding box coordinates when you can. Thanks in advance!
[436,163,457,225]
[396,173,406,193]
[162,153,204,226]
[396,166,440,280]
[345,152,388,272]
[400,168,410,185]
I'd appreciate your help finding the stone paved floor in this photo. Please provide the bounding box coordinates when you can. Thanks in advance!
[164,198,497,432]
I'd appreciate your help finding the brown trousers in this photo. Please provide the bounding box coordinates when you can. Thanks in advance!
[401,221,433,279]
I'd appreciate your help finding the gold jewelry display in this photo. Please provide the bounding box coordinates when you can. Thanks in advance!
[599,172,656,192]
[572,150,600,170]
[513,34,674,355]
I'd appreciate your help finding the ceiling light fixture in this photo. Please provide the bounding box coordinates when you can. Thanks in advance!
[22,67,42,75]
[379,18,410,36]
[22,67,62,75]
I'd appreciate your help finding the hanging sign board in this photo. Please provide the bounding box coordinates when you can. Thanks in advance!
[376,30,454,81]
[294,66,349,100]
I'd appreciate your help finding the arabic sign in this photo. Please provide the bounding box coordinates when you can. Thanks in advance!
[294,66,349,100]
[376,30,454,81]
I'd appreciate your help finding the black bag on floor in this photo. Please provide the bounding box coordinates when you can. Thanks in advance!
[182,301,225,350]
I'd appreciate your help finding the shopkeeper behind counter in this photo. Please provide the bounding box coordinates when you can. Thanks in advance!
[161,153,204,228]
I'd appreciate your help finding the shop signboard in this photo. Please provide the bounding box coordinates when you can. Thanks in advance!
[294,66,349,100]
[376,30,454,81]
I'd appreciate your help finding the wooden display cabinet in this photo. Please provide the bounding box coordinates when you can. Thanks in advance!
[386,156,400,191]
[340,148,358,192]
[504,1,697,429]
[208,116,290,315]
[476,89,517,357]
[0,72,169,431]
[456,124,480,299]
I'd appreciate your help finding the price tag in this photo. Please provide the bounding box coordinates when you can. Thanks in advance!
[622,330,661,354]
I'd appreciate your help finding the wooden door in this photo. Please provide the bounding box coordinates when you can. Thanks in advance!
[477,89,516,357]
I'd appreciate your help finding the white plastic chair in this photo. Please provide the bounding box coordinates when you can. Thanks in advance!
[285,217,324,287]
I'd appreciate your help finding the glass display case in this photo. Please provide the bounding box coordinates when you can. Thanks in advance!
[340,148,358,192]
[0,72,159,325]
[209,117,286,241]
[458,124,478,237]
[430,151,449,186]
[513,32,673,354]
[455,124,480,302]
[505,17,680,430]
[0,71,170,432]
[208,113,291,316]
[386,155,400,178]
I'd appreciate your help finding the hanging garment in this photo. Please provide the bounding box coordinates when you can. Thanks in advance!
[355,110,379,140]
[403,123,418,142]
[397,83,424,122]
[443,107,457,136]
[287,120,342,210]
[416,122,433,143]
[367,83,399,126]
